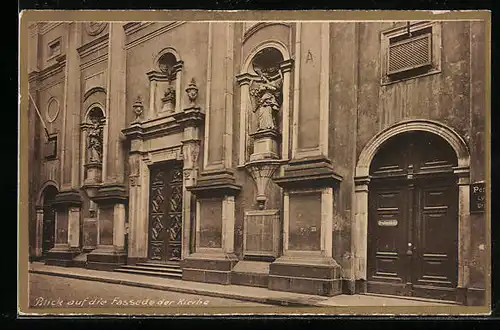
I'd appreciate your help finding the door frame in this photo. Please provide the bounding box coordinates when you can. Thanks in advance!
[352,119,471,297]
[35,181,60,258]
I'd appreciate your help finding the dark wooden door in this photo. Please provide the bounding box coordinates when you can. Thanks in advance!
[148,161,183,262]
[42,187,58,256]
[367,132,459,301]
[411,176,458,300]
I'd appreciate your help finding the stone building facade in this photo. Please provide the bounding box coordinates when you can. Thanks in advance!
[27,20,488,306]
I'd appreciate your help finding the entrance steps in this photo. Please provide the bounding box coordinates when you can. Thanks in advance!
[114,261,182,279]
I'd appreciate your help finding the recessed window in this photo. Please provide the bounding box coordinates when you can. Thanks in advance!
[381,22,441,85]
[47,38,62,59]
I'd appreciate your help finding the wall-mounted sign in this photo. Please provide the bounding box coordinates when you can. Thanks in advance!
[378,219,398,227]
[470,181,486,213]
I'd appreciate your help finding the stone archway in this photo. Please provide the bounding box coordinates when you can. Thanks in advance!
[352,119,471,299]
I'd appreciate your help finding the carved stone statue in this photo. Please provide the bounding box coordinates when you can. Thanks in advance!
[162,86,176,112]
[87,116,103,163]
[249,66,283,131]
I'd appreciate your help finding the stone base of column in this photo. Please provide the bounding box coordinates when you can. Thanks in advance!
[340,278,367,295]
[268,256,342,297]
[456,286,485,306]
[44,246,80,267]
[87,246,127,271]
[181,252,239,285]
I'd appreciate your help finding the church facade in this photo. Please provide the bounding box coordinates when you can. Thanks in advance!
[27,20,488,306]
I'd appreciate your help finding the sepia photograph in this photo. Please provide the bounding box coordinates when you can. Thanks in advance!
[18,10,491,316]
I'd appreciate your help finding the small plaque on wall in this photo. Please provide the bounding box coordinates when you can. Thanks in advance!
[470,181,486,213]
[44,136,57,160]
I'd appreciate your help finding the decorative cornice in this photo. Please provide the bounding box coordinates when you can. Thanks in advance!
[94,184,128,205]
[125,22,186,50]
[40,22,64,35]
[273,156,343,190]
[186,169,241,198]
[122,114,183,141]
[77,33,109,58]
[173,107,205,128]
[51,190,83,208]
[37,55,66,81]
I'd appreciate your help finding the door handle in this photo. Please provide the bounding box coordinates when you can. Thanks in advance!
[406,242,413,256]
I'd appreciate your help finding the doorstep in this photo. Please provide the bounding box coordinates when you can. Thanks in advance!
[28,262,457,307]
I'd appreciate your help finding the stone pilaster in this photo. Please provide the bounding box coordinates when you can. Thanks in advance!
[45,23,83,266]
[182,22,241,284]
[87,23,128,270]
[34,206,44,258]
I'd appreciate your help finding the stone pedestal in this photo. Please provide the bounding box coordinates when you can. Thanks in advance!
[86,185,127,270]
[270,156,343,296]
[184,170,241,284]
[84,163,102,185]
[249,129,280,161]
[45,190,82,267]
[269,256,342,296]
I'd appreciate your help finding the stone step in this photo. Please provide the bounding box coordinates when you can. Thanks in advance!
[135,262,181,270]
[114,267,182,279]
[120,264,182,273]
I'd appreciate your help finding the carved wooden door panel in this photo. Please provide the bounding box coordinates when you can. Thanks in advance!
[412,176,458,301]
[148,161,183,262]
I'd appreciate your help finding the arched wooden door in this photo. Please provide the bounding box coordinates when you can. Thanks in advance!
[367,131,459,301]
[42,186,58,256]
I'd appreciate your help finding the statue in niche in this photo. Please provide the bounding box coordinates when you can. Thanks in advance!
[162,85,176,112]
[249,65,283,131]
[87,114,103,163]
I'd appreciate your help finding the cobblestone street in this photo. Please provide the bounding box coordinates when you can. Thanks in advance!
[29,274,269,308]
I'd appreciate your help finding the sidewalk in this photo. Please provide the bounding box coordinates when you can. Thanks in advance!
[28,262,458,307]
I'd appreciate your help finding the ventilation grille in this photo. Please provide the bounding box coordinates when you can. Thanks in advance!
[388,33,432,75]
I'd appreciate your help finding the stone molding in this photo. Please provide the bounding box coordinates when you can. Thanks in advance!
[93,184,128,205]
[356,119,470,179]
[273,156,343,189]
[51,190,82,208]
[187,169,241,198]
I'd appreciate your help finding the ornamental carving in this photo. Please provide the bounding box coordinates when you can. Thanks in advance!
[249,68,283,131]
[85,22,107,36]
[244,160,281,210]
[87,109,104,164]
[161,86,176,113]
[248,48,284,132]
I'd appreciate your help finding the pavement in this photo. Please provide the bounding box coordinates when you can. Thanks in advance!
[28,262,459,308]
[29,273,269,308]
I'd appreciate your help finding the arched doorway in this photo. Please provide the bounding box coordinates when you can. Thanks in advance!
[41,185,58,256]
[367,131,459,301]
